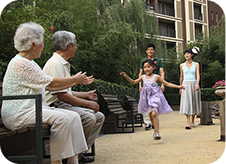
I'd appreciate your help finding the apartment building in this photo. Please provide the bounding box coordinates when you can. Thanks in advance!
[208,0,224,27]
[146,0,209,54]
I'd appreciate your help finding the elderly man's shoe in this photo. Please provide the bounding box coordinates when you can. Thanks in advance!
[79,154,95,163]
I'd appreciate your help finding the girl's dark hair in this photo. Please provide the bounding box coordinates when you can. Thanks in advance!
[142,59,156,67]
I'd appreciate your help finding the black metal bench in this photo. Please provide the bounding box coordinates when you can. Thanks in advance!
[99,94,135,134]
[123,95,143,127]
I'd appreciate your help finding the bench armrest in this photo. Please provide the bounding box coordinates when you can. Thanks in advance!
[0,94,44,162]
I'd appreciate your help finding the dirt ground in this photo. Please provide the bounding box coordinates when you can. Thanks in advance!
[91,111,225,164]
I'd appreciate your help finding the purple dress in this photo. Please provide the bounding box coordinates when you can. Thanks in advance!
[138,74,173,115]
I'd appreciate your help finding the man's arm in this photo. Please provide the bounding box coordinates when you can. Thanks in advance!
[57,92,99,113]
[71,90,98,101]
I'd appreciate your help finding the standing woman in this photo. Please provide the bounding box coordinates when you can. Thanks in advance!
[179,49,202,129]
[1,22,92,164]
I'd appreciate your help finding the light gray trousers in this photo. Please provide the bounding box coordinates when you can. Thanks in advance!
[53,101,105,149]
[143,114,152,125]
[26,107,88,161]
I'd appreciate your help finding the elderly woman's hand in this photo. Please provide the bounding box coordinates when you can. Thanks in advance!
[73,71,87,84]
[74,72,94,85]
[83,75,94,85]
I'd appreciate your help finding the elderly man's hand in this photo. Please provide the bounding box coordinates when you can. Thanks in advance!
[87,90,98,101]
[87,101,100,113]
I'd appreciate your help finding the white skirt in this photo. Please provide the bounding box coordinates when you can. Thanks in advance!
[180,81,202,115]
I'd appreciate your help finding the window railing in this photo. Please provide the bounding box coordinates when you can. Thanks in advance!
[194,12,203,20]
[158,5,175,17]
[159,27,176,38]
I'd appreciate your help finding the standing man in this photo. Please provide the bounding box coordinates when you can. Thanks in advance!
[43,30,105,163]
[139,43,165,130]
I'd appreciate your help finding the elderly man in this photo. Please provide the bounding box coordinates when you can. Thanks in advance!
[43,30,105,163]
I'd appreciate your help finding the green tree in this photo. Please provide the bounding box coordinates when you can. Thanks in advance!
[186,15,225,88]
[0,0,168,87]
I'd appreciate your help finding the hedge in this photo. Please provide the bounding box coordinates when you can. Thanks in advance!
[73,79,223,105]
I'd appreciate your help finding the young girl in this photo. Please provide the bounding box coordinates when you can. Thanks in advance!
[179,49,202,130]
[120,59,185,140]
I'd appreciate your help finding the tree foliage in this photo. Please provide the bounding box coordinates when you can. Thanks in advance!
[186,15,225,88]
[0,0,165,86]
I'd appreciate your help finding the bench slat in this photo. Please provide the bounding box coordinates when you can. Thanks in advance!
[107,104,122,109]
[0,130,17,138]
[113,111,127,115]
[109,108,126,113]
[0,127,9,133]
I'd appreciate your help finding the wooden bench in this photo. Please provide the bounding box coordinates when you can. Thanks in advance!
[0,82,95,164]
[123,95,143,127]
[98,94,135,134]
[0,94,51,164]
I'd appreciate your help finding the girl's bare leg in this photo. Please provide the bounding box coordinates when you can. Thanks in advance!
[149,110,159,133]
[149,112,154,128]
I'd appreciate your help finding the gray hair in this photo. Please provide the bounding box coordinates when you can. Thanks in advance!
[52,31,76,51]
[14,22,44,51]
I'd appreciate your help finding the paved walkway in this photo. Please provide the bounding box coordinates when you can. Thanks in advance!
[92,111,225,164]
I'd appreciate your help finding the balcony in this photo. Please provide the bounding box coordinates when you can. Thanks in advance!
[158,5,175,17]
[194,12,203,21]
[146,3,175,17]
[159,27,176,38]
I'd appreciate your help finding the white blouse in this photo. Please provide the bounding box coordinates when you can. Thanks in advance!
[1,55,53,130]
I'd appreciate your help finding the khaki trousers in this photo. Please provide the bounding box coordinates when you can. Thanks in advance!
[53,101,105,148]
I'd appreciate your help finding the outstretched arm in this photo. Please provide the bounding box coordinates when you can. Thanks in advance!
[157,75,185,90]
[138,69,143,92]
[120,72,142,85]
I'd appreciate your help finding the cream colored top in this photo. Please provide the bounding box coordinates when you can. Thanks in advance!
[43,52,72,105]
[2,55,53,130]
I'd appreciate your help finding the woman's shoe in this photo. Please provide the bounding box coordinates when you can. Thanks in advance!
[185,125,191,130]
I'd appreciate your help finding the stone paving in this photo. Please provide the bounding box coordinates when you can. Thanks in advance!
[92,111,225,164]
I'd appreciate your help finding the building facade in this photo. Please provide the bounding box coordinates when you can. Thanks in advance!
[146,0,209,54]
[208,0,224,27]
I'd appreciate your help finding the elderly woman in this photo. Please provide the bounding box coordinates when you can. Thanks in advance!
[1,22,90,164]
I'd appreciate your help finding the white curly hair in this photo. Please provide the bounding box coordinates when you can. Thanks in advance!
[14,22,44,51]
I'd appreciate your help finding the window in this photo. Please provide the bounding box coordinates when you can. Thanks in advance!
[211,11,214,21]
[216,12,218,22]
